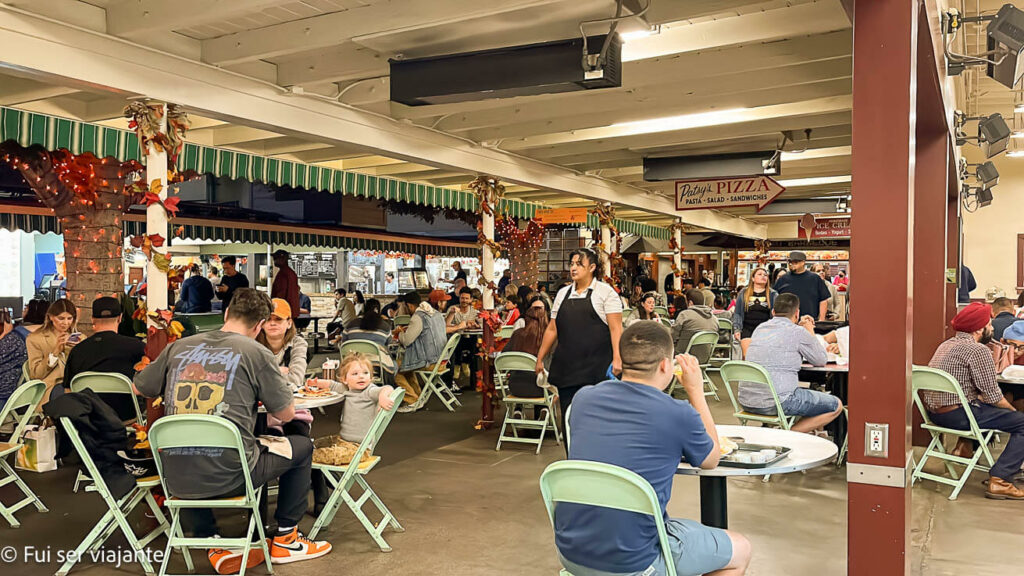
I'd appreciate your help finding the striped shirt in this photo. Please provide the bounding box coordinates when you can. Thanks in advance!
[924,332,1003,411]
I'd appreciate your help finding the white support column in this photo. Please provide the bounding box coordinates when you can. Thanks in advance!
[145,102,168,316]
[673,224,683,291]
[482,210,495,310]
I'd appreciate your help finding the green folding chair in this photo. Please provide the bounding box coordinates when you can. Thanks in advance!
[659,317,673,329]
[69,371,146,493]
[910,366,996,500]
[309,388,405,550]
[494,352,562,454]
[393,315,411,327]
[0,380,48,528]
[340,340,393,384]
[410,333,462,412]
[653,306,669,318]
[56,417,168,576]
[497,325,516,340]
[710,317,734,368]
[621,308,634,323]
[540,460,678,576]
[147,415,271,576]
[718,360,795,430]
[680,330,720,401]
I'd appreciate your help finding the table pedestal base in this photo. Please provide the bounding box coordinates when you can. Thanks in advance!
[699,476,728,529]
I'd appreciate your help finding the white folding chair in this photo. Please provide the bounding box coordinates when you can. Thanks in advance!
[0,380,48,528]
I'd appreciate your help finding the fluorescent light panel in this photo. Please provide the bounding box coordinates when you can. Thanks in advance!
[776,175,852,187]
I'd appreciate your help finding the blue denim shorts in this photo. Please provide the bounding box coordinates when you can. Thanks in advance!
[747,387,839,417]
[559,518,733,576]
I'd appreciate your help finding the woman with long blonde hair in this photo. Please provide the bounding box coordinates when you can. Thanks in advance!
[26,299,78,404]
[731,268,776,357]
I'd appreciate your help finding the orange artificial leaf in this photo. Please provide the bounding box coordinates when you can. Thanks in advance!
[148,234,165,247]
[174,226,185,238]
[149,179,163,196]
[143,192,161,206]
[157,309,174,323]
[129,235,145,248]
[162,196,181,217]
[133,356,151,372]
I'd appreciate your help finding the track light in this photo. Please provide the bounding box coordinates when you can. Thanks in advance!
[955,111,1011,158]
[944,5,1024,88]
[975,161,999,189]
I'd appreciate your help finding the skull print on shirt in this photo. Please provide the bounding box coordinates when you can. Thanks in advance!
[167,343,242,416]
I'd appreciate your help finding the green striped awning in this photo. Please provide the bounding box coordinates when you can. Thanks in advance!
[0,211,474,257]
[0,211,61,235]
[119,220,476,257]
[0,106,664,234]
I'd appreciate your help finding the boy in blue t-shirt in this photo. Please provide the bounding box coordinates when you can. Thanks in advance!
[555,321,751,576]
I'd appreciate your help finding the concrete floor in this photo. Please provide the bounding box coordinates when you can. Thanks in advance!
[3,376,1023,576]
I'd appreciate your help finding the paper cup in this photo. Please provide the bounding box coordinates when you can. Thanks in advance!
[760,449,778,460]
[750,453,766,464]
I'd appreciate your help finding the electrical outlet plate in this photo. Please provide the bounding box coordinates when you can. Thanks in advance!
[864,423,889,458]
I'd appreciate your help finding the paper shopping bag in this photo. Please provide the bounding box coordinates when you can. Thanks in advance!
[15,424,58,473]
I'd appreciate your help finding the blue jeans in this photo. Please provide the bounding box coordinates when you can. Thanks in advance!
[930,403,1024,480]
[745,387,839,418]
[559,518,733,576]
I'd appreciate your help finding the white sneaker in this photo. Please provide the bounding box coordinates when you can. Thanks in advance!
[397,405,418,414]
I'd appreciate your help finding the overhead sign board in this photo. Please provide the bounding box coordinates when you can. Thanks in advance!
[535,207,588,225]
[675,175,785,212]
[810,217,851,238]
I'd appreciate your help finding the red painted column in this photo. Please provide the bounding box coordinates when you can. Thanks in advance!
[848,2,917,575]
[945,190,960,335]
[911,8,951,451]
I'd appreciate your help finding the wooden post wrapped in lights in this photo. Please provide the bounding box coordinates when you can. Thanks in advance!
[589,202,624,291]
[0,141,143,331]
[495,217,545,288]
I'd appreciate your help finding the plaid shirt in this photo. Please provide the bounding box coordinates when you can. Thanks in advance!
[924,332,1003,411]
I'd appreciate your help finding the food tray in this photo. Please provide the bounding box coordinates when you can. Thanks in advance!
[719,443,791,469]
[681,439,791,469]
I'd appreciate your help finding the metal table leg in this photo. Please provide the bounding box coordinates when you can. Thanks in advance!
[699,476,728,529]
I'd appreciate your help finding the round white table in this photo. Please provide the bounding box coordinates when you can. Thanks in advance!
[676,425,838,529]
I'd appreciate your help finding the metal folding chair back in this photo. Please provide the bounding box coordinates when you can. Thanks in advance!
[719,360,794,430]
[497,325,516,340]
[147,414,271,576]
[70,371,145,425]
[539,461,678,576]
[56,417,167,576]
[910,366,996,500]
[621,308,634,323]
[412,333,463,411]
[340,340,391,383]
[710,317,734,367]
[659,317,673,329]
[393,315,411,327]
[653,306,669,318]
[682,330,721,400]
[493,352,561,454]
[310,388,406,550]
[0,380,49,528]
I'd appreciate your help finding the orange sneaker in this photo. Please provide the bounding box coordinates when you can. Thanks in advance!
[268,527,332,564]
[208,547,266,575]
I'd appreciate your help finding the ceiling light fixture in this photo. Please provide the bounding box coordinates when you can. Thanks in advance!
[776,175,852,187]
[611,108,750,135]
[620,25,661,42]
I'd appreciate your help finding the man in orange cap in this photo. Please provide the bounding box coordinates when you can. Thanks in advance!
[924,302,1024,499]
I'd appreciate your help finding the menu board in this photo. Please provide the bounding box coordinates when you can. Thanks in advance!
[291,253,336,279]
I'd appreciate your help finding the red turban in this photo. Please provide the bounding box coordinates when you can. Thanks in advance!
[950,302,992,333]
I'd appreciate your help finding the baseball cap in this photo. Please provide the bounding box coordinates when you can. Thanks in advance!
[271,249,289,258]
[788,251,807,262]
[92,296,121,319]
[270,298,292,320]
[1004,320,1024,342]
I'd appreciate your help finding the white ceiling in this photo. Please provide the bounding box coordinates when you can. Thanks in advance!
[0,0,856,232]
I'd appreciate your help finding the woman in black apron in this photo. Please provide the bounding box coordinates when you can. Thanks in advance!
[536,248,623,453]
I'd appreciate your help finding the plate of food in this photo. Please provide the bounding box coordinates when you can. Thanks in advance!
[295,386,338,399]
